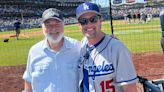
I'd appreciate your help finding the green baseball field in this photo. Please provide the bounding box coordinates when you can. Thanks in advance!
[0,18,162,66]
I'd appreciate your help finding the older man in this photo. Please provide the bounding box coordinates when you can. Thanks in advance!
[23,8,81,92]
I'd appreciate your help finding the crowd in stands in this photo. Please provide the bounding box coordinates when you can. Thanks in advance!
[0,5,47,16]
[0,17,41,31]
[0,4,76,17]
[0,17,77,32]
[0,4,77,31]
[0,4,163,31]
[112,6,164,20]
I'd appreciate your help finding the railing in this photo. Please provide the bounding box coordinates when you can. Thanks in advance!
[138,76,164,92]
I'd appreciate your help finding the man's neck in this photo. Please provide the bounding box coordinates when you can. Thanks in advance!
[88,33,105,46]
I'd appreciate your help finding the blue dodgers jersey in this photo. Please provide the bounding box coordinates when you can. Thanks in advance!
[79,35,138,92]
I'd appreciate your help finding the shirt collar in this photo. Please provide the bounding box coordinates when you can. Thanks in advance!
[63,36,73,49]
[42,36,73,51]
[42,38,50,50]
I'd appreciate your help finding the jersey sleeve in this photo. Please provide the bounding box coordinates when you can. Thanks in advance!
[114,42,138,86]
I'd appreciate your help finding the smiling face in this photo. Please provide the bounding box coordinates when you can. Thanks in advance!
[78,12,104,45]
[78,12,103,40]
[42,18,64,44]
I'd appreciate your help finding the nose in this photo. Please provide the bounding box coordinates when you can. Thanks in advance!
[84,21,95,28]
[81,20,92,27]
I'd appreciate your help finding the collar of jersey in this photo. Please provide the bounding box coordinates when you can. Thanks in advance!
[86,36,105,52]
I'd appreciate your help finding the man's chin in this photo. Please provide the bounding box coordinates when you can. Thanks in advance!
[48,38,61,44]
[85,35,95,39]
[48,36,64,44]
[46,33,64,44]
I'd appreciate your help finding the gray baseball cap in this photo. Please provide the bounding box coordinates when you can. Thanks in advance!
[42,8,64,23]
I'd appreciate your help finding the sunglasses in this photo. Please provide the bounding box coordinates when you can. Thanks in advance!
[78,15,100,25]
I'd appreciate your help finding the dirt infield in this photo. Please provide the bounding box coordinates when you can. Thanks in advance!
[0,52,163,92]
[133,52,164,79]
[0,31,42,39]
[0,65,25,92]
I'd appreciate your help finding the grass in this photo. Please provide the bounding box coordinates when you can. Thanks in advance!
[0,18,162,66]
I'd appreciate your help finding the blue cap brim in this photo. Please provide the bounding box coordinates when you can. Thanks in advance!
[76,10,101,19]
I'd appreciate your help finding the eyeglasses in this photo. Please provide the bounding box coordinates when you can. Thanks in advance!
[78,15,100,25]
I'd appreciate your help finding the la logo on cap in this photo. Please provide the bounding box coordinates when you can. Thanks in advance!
[45,9,59,19]
[83,3,89,10]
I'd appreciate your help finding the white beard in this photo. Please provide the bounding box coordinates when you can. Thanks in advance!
[43,31,64,44]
